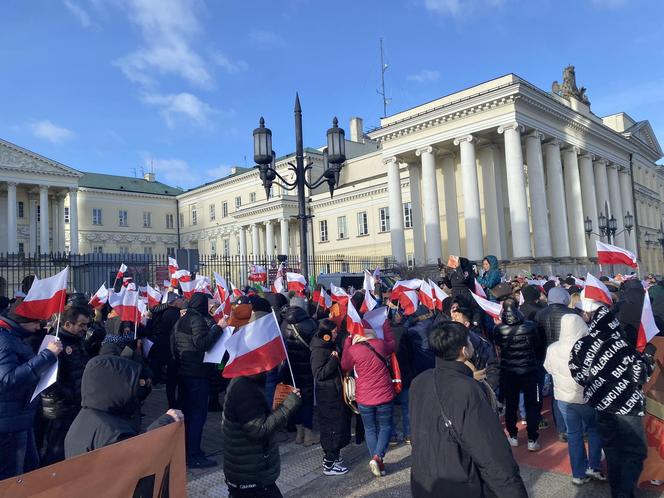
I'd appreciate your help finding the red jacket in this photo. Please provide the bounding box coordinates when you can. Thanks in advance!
[341,323,395,407]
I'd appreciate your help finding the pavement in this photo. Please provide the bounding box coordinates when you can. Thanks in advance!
[142,388,664,498]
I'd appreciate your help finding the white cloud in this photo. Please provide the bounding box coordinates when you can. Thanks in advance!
[30,120,76,143]
[423,0,504,16]
[142,92,217,127]
[211,52,248,74]
[147,157,192,186]
[206,164,233,179]
[407,69,441,83]
[249,29,286,47]
[63,0,95,28]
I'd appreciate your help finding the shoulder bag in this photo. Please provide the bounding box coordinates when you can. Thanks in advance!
[361,341,403,395]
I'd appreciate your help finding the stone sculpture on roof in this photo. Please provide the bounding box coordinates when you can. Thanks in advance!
[552,65,590,106]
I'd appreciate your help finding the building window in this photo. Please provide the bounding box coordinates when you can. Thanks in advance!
[92,208,102,225]
[357,211,368,236]
[167,247,176,258]
[407,254,415,267]
[235,196,242,210]
[64,206,69,223]
[250,192,257,203]
[210,240,217,255]
[319,220,328,242]
[119,210,128,227]
[17,201,24,218]
[119,246,129,255]
[337,216,348,239]
[18,242,24,253]
[209,204,216,221]
[179,213,185,228]
[166,213,174,229]
[144,246,153,255]
[143,211,152,228]
[403,202,412,229]
[191,207,197,226]
[379,207,390,233]
[223,239,230,256]
[222,202,228,217]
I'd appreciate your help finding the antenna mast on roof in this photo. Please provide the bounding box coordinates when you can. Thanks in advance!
[377,38,390,118]
[130,167,137,177]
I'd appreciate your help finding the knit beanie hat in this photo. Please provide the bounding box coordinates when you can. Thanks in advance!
[547,287,571,306]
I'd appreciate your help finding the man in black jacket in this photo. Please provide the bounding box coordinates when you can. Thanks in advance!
[409,321,527,498]
[172,293,223,468]
[534,286,577,345]
[494,298,545,450]
[40,305,91,465]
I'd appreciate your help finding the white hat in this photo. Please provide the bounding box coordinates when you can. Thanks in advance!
[575,289,603,313]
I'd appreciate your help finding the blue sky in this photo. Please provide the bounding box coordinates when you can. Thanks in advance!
[1,0,663,189]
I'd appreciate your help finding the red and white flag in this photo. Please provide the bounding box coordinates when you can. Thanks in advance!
[108,287,140,323]
[116,264,127,280]
[231,282,244,298]
[317,288,332,310]
[168,257,179,276]
[15,267,68,320]
[138,286,148,298]
[398,290,419,316]
[429,279,449,311]
[363,306,388,339]
[222,312,287,378]
[146,283,162,308]
[180,276,196,299]
[330,283,349,305]
[89,283,109,310]
[473,279,487,299]
[596,241,638,269]
[418,280,435,311]
[584,273,613,306]
[470,292,502,319]
[271,263,285,293]
[637,294,659,352]
[390,279,422,300]
[286,272,306,296]
[214,272,230,302]
[346,300,365,336]
[249,264,268,282]
[363,270,375,294]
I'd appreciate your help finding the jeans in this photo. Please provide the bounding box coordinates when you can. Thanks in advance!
[358,402,393,458]
[179,376,210,460]
[0,429,39,479]
[502,371,540,441]
[557,401,602,479]
[597,411,647,498]
[552,398,567,434]
[391,388,410,438]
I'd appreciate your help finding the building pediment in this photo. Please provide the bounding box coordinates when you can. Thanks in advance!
[0,138,83,179]
[623,121,663,159]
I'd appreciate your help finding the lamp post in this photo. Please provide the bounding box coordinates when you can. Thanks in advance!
[585,201,634,245]
[252,94,346,283]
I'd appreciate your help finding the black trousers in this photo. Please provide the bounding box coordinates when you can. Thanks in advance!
[227,482,282,498]
[40,414,76,466]
[597,411,647,498]
[501,371,540,441]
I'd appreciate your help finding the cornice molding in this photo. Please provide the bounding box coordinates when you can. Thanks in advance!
[79,231,178,244]
[77,186,178,202]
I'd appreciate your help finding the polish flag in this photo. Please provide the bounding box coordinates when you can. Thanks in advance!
[229,282,244,298]
[418,280,435,311]
[89,283,109,310]
[584,273,613,306]
[637,295,659,352]
[138,286,148,298]
[596,241,638,269]
[214,272,230,302]
[330,283,349,305]
[171,269,191,287]
[286,272,306,296]
[470,292,502,320]
[360,290,378,314]
[15,267,68,320]
[398,290,419,316]
[137,297,149,326]
[271,263,285,293]
[429,279,449,311]
[180,276,196,299]
[222,312,287,378]
[390,279,423,300]
[363,270,375,294]
[108,287,140,323]
[194,275,212,295]
[168,257,179,276]
[574,277,586,288]
[346,300,365,336]
[116,264,127,280]
[146,283,162,308]
[473,279,487,299]
[316,288,332,310]
[363,306,388,339]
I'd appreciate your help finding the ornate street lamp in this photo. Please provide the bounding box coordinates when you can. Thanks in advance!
[624,211,634,234]
[598,211,607,237]
[584,216,593,237]
[645,232,652,246]
[252,94,346,282]
[608,215,618,236]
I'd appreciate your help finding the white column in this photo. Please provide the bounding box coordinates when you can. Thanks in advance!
[251,223,260,256]
[525,132,553,258]
[619,169,637,253]
[543,140,570,258]
[280,218,289,255]
[607,164,626,248]
[50,195,59,254]
[385,157,406,264]
[239,226,247,256]
[593,158,611,241]
[57,194,66,252]
[39,185,50,254]
[453,136,483,261]
[6,182,18,253]
[265,220,275,256]
[441,153,461,257]
[493,146,509,258]
[407,163,426,265]
[29,193,37,253]
[416,147,443,264]
[578,154,599,257]
[478,145,503,259]
[561,147,587,258]
[498,123,532,259]
[68,188,79,253]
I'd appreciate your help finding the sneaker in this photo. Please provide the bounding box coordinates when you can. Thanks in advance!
[324,463,349,476]
[389,434,399,446]
[187,456,217,469]
[651,480,664,486]
[369,456,381,477]
[585,468,607,481]
[403,435,411,445]
[572,477,591,486]
[334,457,345,466]
[520,418,527,426]
[507,436,519,447]
[558,433,568,443]
[527,440,540,452]
[538,420,549,430]
[377,457,386,476]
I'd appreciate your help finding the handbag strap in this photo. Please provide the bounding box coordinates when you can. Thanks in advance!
[288,324,310,350]
[360,341,392,374]
[432,371,461,445]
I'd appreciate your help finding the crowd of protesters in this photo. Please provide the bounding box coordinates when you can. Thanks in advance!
[0,254,662,498]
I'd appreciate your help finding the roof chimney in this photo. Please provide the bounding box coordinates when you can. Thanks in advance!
[143,171,156,182]
[349,117,364,143]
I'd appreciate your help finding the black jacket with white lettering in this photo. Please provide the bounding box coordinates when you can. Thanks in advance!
[568,306,653,416]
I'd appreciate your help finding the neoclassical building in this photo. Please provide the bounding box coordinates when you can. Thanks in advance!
[1,67,663,274]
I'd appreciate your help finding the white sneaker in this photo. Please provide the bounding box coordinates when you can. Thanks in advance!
[572,477,590,486]
[507,436,519,447]
[585,468,607,481]
[324,463,349,476]
[527,440,540,452]
[334,457,345,466]
[651,480,664,486]
[369,458,381,477]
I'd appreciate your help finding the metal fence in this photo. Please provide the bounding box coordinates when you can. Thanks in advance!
[0,252,396,297]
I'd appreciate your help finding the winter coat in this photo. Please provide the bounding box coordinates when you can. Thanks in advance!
[222,375,301,487]
[569,306,654,416]
[309,334,350,452]
[393,321,414,390]
[468,328,500,390]
[409,359,528,498]
[543,314,588,404]
[617,286,645,347]
[64,355,172,458]
[0,316,57,432]
[477,255,501,291]
[519,301,545,322]
[281,306,317,401]
[41,329,89,419]
[340,324,396,406]
[535,303,578,346]
[171,293,222,379]
[146,303,181,367]
[403,311,436,378]
[494,303,544,376]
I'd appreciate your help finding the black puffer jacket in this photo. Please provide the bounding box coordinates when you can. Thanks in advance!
[534,304,578,346]
[404,308,436,378]
[494,303,544,376]
[41,329,89,419]
[281,306,317,400]
[222,375,301,487]
[617,286,645,347]
[172,293,222,378]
